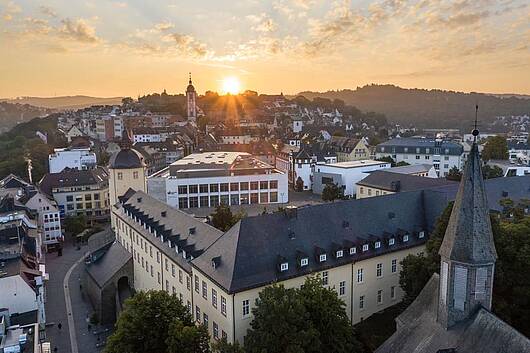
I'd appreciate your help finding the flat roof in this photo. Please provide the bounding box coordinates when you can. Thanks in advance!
[171,152,250,166]
[321,160,389,169]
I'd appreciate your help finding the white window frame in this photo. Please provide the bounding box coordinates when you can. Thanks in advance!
[389,238,395,246]
[319,254,327,262]
[403,235,409,242]
[349,247,356,255]
[376,263,383,278]
[300,258,308,267]
[339,281,346,296]
[242,299,250,318]
[375,241,381,249]
[419,231,425,238]
[377,290,383,304]
[391,259,397,273]
[357,268,364,283]
[336,250,343,258]
[362,244,369,252]
[280,262,289,272]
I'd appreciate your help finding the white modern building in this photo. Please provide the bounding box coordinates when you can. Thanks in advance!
[49,147,97,173]
[147,152,288,209]
[312,160,391,197]
[375,138,464,177]
[24,191,63,247]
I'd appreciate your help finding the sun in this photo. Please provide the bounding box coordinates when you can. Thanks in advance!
[221,77,241,95]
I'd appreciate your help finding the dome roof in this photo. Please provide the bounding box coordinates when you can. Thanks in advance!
[187,84,195,92]
[109,148,145,169]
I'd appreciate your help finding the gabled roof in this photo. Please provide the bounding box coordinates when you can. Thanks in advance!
[376,274,530,353]
[439,143,497,264]
[86,242,132,287]
[38,167,109,197]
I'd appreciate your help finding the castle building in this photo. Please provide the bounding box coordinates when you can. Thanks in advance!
[108,143,147,207]
[376,133,530,353]
[186,73,197,122]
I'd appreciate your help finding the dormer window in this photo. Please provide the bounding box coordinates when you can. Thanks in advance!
[375,241,381,249]
[389,238,395,246]
[362,244,369,252]
[336,250,343,258]
[300,258,308,267]
[319,254,327,262]
[403,235,409,242]
[280,263,289,272]
[349,247,356,255]
[419,231,425,238]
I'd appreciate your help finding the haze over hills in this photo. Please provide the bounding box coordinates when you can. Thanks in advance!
[0,95,124,110]
[298,85,530,130]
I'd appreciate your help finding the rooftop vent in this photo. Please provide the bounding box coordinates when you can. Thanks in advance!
[189,227,196,235]
[161,211,167,217]
[137,197,142,203]
[211,256,221,269]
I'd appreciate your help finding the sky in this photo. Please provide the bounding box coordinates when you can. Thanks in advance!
[0,0,529,97]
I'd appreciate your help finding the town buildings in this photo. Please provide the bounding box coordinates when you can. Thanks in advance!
[312,160,391,197]
[375,137,463,177]
[39,167,110,222]
[48,146,97,173]
[147,152,288,209]
[328,136,371,162]
[186,74,197,121]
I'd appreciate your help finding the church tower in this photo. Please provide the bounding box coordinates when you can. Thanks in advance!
[186,72,197,122]
[437,127,497,328]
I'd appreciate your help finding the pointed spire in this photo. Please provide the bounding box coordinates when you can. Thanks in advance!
[189,72,192,85]
[438,129,497,264]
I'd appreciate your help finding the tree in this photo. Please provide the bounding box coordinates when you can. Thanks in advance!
[482,136,508,160]
[295,176,304,192]
[375,156,397,167]
[211,204,244,232]
[104,291,193,353]
[212,338,245,353]
[245,277,361,353]
[166,321,210,353]
[446,166,462,181]
[322,183,344,202]
[395,161,410,167]
[399,254,434,303]
[482,164,504,179]
[245,284,319,353]
[63,215,86,236]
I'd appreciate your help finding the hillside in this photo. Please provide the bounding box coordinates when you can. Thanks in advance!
[0,102,54,133]
[1,95,124,110]
[298,85,530,130]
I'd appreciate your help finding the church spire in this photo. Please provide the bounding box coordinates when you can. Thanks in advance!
[437,113,497,328]
[189,72,192,85]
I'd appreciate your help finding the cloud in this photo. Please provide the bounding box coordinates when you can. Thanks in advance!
[164,33,211,58]
[2,1,21,21]
[39,5,57,18]
[112,2,128,8]
[154,21,174,31]
[247,13,277,33]
[59,18,99,43]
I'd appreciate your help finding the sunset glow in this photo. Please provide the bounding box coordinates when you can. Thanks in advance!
[222,77,241,95]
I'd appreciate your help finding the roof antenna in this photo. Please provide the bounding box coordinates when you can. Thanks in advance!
[472,104,479,142]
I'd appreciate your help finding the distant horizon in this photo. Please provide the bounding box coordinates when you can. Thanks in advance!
[3,83,530,101]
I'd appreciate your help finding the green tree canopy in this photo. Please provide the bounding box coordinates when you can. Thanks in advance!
[446,166,462,181]
[482,164,504,179]
[245,277,361,353]
[166,320,210,353]
[482,136,508,160]
[211,204,245,232]
[322,183,345,202]
[104,291,194,353]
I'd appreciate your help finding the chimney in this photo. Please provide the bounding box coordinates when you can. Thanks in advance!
[285,205,298,219]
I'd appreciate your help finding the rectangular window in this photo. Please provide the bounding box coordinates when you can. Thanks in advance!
[157,251,160,263]
[269,192,278,202]
[391,259,397,273]
[230,183,239,191]
[403,235,409,242]
[165,280,169,291]
[195,275,199,293]
[213,322,219,340]
[157,272,161,284]
[242,299,250,317]
[199,184,209,193]
[222,331,227,340]
[189,185,198,194]
[377,290,383,304]
[339,281,346,296]
[260,181,268,190]
[322,271,329,286]
[210,195,220,207]
[66,195,73,202]
[195,306,201,323]
[357,268,364,283]
[280,262,288,271]
[179,269,183,283]
[375,241,381,249]
[200,196,209,207]
[220,195,229,205]
[209,184,219,192]
[150,265,154,277]
[250,193,259,204]
[359,295,364,309]
[319,254,327,262]
[133,171,139,179]
[220,183,229,192]
[203,313,208,328]
[300,258,308,267]
[454,266,468,311]
[391,286,396,299]
[187,276,191,290]
[240,182,249,191]
[336,250,343,258]
[178,197,188,209]
[475,267,488,299]
[250,181,258,190]
[189,197,199,208]
[178,185,188,194]
[270,180,278,189]
[171,264,176,277]
[389,238,395,246]
[202,281,208,299]
[117,172,123,180]
[260,192,268,203]
[362,244,369,252]
[221,296,227,316]
[350,247,356,255]
[165,258,168,271]
[230,194,240,205]
[376,263,383,278]
[212,289,218,308]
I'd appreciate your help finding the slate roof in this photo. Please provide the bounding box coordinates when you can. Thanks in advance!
[39,167,109,197]
[376,274,530,353]
[192,191,447,294]
[116,190,223,272]
[86,242,132,287]
[357,170,456,192]
[109,148,146,169]
[388,164,433,175]
[376,138,463,155]
[439,143,497,264]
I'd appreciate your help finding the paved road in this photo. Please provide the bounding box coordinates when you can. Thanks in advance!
[45,239,112,353]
